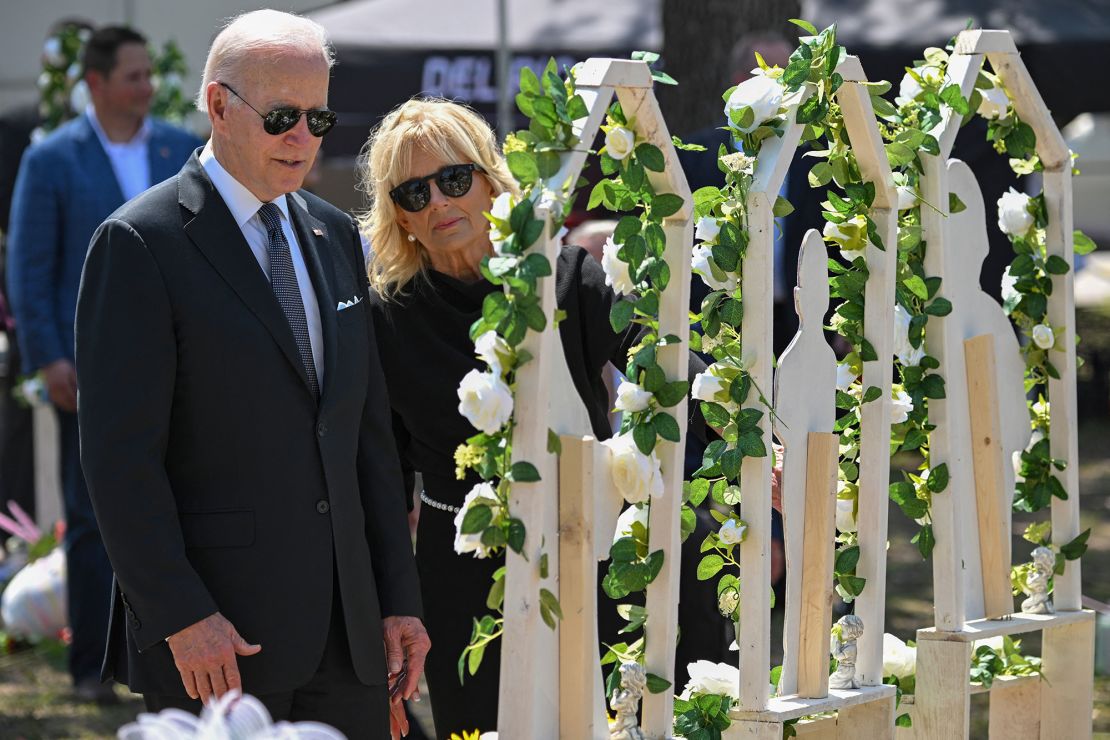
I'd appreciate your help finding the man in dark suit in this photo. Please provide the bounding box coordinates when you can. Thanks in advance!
[75,10,428,737]
[7,24,200,703]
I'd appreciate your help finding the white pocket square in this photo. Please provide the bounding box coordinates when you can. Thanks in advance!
[336,295,363,311]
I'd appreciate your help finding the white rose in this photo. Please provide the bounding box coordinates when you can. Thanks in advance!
[457,369,514,434]
[474,330,512,374]
[66,63,81,82]
[679,660,741,701]
[835,495,858,533]
[42,37,65,67]
[1031,323,1055,350]
[69,80,90,113]
[603,432,664,504]
[612,503,648,544]
[691,245,736,292]
[601,236,635,295]
[891,388,914,424]
[823,215,870,262]
[882,633,917,679]
[36,72,51,91]
[717,588,740,616]
[695,216,721,243]
[977,85,1009,120]
[691,367,727,404]
[723,75,784,134]
[893,305,926,367]
[836,363,858,392]
[614,379,653,413]
[896,70,923,105]
[896,185,918,211]
[605,126,635,160]
[1001,270,1020,306]
[488,191,515,251]
[997,187,1034,238]
[717,518,746,545]
[1032,398,1049,418]
[453,482,499,558]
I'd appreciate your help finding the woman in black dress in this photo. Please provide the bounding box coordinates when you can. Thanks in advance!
[358,98,730,737]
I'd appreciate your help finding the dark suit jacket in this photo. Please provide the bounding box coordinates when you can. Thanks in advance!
[8,112,199,372]
[75,154,421,696]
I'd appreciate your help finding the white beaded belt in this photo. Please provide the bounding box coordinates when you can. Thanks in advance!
[419,489,461,514]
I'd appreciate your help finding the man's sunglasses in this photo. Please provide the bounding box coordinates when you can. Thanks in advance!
[389,164,484,213]
[219,82,337,137]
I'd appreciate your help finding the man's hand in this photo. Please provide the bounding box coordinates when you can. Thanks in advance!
[389,695,410,740]
[42,359,77,412]
[382,616,430,703]
[166,612,261,704]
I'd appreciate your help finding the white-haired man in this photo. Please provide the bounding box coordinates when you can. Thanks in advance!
[75,10,428,736]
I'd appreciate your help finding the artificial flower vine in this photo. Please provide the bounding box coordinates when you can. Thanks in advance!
[453,59,588,680]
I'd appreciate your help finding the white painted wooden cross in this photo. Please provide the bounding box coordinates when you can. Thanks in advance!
[499,57,692,740]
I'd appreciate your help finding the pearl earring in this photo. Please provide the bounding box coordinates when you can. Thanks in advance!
[407,233,416,242]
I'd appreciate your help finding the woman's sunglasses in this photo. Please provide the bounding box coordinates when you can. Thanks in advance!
[219,82,337,137]
[389,164,484,213]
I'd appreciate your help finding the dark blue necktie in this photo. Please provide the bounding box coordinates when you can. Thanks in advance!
[258,202,320,400]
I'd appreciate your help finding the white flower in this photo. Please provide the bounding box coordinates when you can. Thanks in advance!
[891,388,914,424]
[42,38,65,67]
[603,432,664,504]
[718,588,740,616]
[480,734,499,740]
[720,151,755,174]
[614,380,653,413]
[893,305,926,367]
[66,63,81,82]
[474,330,512,374]
[453,483,499,558]
[823,215,870,262]
[978,85,1010,120]
[69,80,90,113]
[679,660,741,701]
[36,72,51,91]
[605,126,636,160]
[1032,323,1055,350]
[488,191,515,252]
[997,188,1034,238]
[457,369,514,434]
[162,72,183,90]
[836,363,858,392]
[896,185,918,211]
[882,633,917,679]
[835,495,858,533]
[601,236,635,295]
[920,65,945,87]
[723,75,784,134]
[612,503,648,544]
[1032,398,1049,418]
[691,367,727,404]
[694,216,721,244]
[717,519,746,545]
[896,70,923,105]
[691,244,736,292]
[1001,270,1020,306]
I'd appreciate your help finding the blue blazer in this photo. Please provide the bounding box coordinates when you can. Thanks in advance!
[7,113,200,372]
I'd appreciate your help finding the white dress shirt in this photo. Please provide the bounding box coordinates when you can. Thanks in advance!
[199,143,325,387]
[86,105,152,202]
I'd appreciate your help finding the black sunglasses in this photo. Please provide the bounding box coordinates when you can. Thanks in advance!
[219,82,337,137]
[389,164,484,213]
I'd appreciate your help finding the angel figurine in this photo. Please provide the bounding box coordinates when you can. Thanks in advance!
[610,661,647,740]
[829,614,865,690]
[1021,545,1056,615]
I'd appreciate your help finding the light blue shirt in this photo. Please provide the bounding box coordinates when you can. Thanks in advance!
[199,142,325,386]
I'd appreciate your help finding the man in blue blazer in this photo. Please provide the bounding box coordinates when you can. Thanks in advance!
[6,25,200,703]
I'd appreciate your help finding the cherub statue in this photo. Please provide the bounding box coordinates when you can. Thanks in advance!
[829,614,865,690]
[609,661,647,740]
[1021,545,1056,615]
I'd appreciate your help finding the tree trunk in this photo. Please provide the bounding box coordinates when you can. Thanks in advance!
[658,0,802,137]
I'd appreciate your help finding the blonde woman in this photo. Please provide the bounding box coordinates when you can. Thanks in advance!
[359,98,720,734]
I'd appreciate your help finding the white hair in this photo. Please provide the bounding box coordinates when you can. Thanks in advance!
[195,9,335,112]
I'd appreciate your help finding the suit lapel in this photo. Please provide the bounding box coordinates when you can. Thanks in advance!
[147,125,180,184]
[75,116,125,206]
[289,193,338,409]
[177,157,313,396]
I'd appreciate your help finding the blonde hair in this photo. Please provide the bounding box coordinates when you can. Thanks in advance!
[357,97,519,301]
[196,9,334,113]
